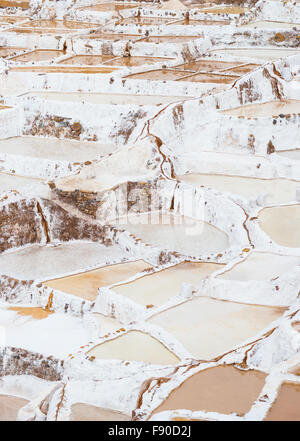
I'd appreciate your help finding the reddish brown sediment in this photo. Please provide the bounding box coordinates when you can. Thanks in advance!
[151,366,266,417]
[264,382,300,421]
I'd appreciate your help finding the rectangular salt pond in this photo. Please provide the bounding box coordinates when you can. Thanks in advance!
[174,59,244,72]
[10,49,63,62]
[177,72,237,83]
[59,55,173,67]
[265,382,300,421]
[209,48,300,61]
[22,91,187,106]
[19,20,98,29]
[218,252,300,281]
[71,403,131,421]
[44,260,152,301]
[221,100,300,117]
[258,205,300,248]
[242,21,300,29]
[80,33,142,41]
[178,173,300,205]
[151,365,266,417]
[125,69,191,81]
[0,395,29,421]
[170,19,231,26]
[149,297,285,359]
[113,212,229,257]
[276,150,300,161]
[10,66,118,73]
[113,262,223,307]
[0,242,125,280]
[0,136,116,162]
[87,330,180,365]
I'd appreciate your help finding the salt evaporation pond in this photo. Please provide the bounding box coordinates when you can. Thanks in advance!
[178,174,300,205]
[258,205,300,248]
[113,262,223,307]
[151,365,266,417]
[44,260,152,301]
[87,331,180,365]
[113,212,229,256]
[149,297,284,359]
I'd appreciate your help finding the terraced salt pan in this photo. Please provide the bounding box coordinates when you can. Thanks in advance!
[0,136,115,162]
[209,48,300,61]
[218,252,300,281]
[126,69,192,81]
[178,174,300,205]
[126,69,237,83]
[265,382,300,421]
[0,305,92,358]
[242,21,300,29]
[0,395,29,421]
[44,260,152,301]
[80,33,142,41]
[19,20,98,29]
[59,55,173,67]
[7,28,83,34]
[221,100,300,117]
[149,297,284,359]
[58,55,117,65]
[177,72,237,83]
[10,49,63,62]
[0,242,125,280]
[113,262,223,307]
[10,66,118,73]
[258,204,300,248]
[71,403,131,421]
[116,17,172,25]
[197,5,248,14]
[174,59,248,72]
[170,18,231,25]
[0,173,50,198]
[23,91,186,106]
[151,366,266,417]
[139,36,202,43]
[80,2,139,12]
[113,212,229,256]
[277,150,300,161]
[87,330,180,365]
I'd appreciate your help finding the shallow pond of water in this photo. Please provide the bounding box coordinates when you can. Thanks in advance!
[87,330,180,365]
[113,261,223,307]
[71,403,131,421]
[178,173,300,205]
[44,260,152,301]
[218,252,300,281]
[221,100,300,118]
[265,382,300,421]
[0,395,29,421]
[113,212,229,256]
[0,242,125,280]
[151,365,266,416]
[258,205,300,248]
[149,296,284,359]
[0,136,115,162]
